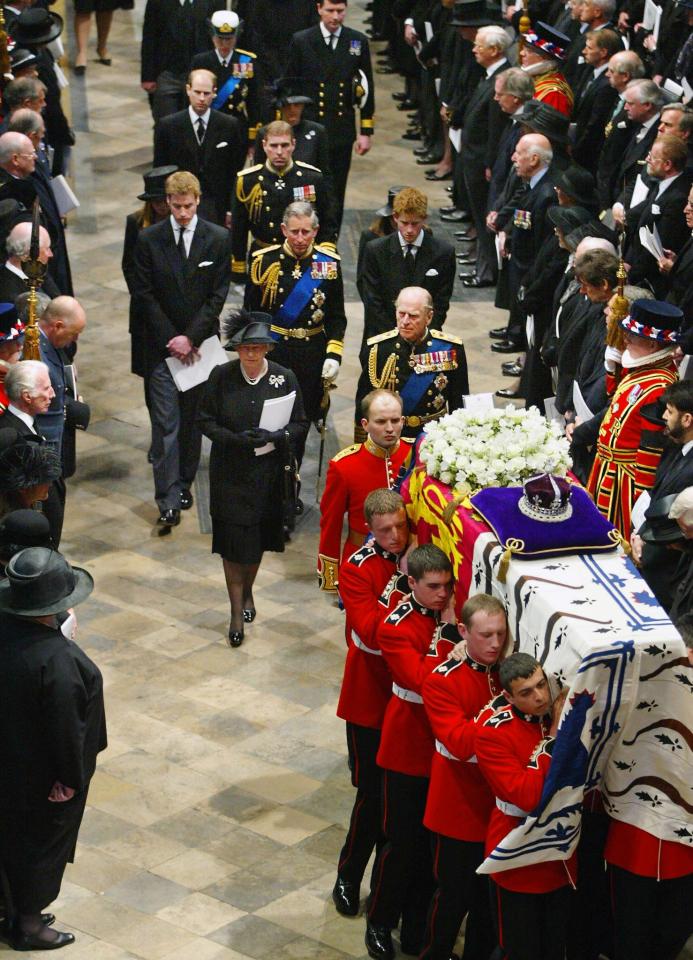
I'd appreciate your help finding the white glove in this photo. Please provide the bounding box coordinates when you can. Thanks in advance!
[322,358,340,381]
[604,344,623,373]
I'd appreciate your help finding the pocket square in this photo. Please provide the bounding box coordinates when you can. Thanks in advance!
[425,268,439,276]
[216,141,228,148]
[198,260,214,267]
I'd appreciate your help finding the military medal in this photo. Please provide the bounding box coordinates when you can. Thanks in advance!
[293,184,316,202]
[311,261,337,279]
[408,349,457,374]
[291,261,302,279]
[434,374,448,390]
[312,309,324,322]
[276,180,285,190]
[349,39,361,55]
[513,209,532,230]
[313,291,326,306]
[233,62,253,77]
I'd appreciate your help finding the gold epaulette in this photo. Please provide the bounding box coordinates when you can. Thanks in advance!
[296,161,321,172]
[236,48,257,58]
[332,443,361,462]
[238,163,263,176]
[431,328,464,345]
[367,329,398,346]
[314,243,340,260]
[251,244,280,257]
[401,437,415,445]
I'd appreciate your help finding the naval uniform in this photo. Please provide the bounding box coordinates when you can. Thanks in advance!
[286,24,375,226]
[254,118,332,180]
[190,47,261,145]
[231,159,338,278]
[317,435,414,592]
[355,329,469,441]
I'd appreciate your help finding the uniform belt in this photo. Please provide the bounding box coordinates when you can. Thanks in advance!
[392,682,424,704]
[351,629,382,656]
[270,324,324,340]
[496,798,530,817]
[595,444,637,465]
[348,527,365,547]
[404,410,444,428]
[434,740,478,762]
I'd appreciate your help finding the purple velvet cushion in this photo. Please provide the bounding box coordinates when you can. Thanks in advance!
[470,484,620,559]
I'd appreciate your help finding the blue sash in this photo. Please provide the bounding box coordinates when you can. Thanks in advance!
[399,337,449,414]
[271,252,332,339]
[212,54,252,110]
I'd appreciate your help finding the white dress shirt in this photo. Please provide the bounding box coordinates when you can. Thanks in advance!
[170,214,198,257]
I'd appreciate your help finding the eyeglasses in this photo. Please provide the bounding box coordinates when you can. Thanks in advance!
[16,151,37,159]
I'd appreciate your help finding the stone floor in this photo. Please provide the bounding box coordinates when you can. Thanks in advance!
[6,4,690,959]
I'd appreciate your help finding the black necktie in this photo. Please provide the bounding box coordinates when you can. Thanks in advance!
[177,227,187,259]
[403,243,415,278]
[196,116,205,144]
[329,34,337,50]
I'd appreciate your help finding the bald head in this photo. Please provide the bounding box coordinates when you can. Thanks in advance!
[6,222,52,264]
[39,296,87,350]
[0,132,35,177]
[512,133,553,180]
[575,237,617,258]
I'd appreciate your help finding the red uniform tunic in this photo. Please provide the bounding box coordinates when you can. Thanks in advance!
[587,361,677,537]
[605,820,693,880]
[476,705,578,893]
[423,656,503,842]
[317,436,414,591]
[533,71,574,117]
[337,543,402,730]
[376,601,456,778]
[0,382,8,413]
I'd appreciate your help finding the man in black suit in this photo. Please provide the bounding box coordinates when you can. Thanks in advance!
[595,50,644,210]
[286,0,375,227]
[141,0,226,121]
[154,69,245,227]
[253,78,332,178]
[457,24,510,289]
[610,79,664,209]
[132,171,231,533]
[190,11,260,148]
[571,29,621,174]
[359,187,456,346]
[0,221,59,303]
[663,183,693,339]
[486,68,534,213]
[623,134,692,297]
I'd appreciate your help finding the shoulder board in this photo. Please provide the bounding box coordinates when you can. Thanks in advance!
[433,655,464,677]
[332,443,361,462]
[349,544,376,567]
[386,599,413,625]
[314,244,341,260]
[484,706,513,728]
[296,161,321,172]
[367,329,398,346]
[238,164,263,176]
[401,437,415,445]
[251,244,280,257]
[430,329,464,346]
[235,48,257,58]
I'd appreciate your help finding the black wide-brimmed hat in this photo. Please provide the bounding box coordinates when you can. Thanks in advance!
[520,100,571,144]
[272,77,312,107]
[523,21,570,60]
[0,432,62,492]
[548,204,594,235]
[555,164,598,209]
[0,546,93,616]
[138,165,178,201]
[224,309,276,350]
[640,494,685,544]
[451,0,503,26]
[11,8,64,46]
[10,48,38,73]
[377,184,406,217]
[0,509,53,560]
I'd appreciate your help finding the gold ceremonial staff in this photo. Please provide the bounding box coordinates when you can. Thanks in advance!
[0,6,10,80]
[21,199,47,361]
[518,0,530,50]
[606,227,628,353]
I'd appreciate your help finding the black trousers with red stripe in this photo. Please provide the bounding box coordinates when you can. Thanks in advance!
[368,769,434,953]
[493,883,572,960]
[337,723,384,888]
[419,834,496,960]
[610,865,693,960]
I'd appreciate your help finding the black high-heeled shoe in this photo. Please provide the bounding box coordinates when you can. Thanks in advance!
[228,626,244,647]
[243,608,256,623]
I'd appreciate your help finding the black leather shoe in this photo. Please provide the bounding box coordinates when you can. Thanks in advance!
[402,130,422,141]
[489,326,509,339]
[496,387,521,399]
[455,229,477,241]
[396,99,418,111]
[502,362,524,377]
[392,91,407,101]
[491,340,521,353]
[295,498,304,516]
[502,358,521,371]
[463,276,494,288]
[228,627,244,648]
[445,185,453,192]
[243,607,257,623]
[415,154,441,165]
[180,488,193,510]
[457,254,476,264]
[157,508,180,531]
[12,929,75,951]
[332,876,359,916]
[425,170,452,181]
[439,207,468,219]
[365,921,394,960]
[413,145,430,156]
[376,65,396,74]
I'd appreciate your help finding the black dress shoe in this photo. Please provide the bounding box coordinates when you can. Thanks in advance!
[180,488,193,510]
[228,627,244,647]
[365,921,394,960]
[501,358,521,371]
[455,229,477,241]
[502,362,524,377]
[413,145,430,156]
[425,170,452,181]
[439,205,470,217]
[376,65,396,74]
[157,508,180,531]
[402,130,422,141]
[396,99,419,111]
[243,608,257,623]
[491,340,521,353]
[462,275,494,288]
[445,185,453,192]
[489,326,508,339]
[457,255,476,266]
[415,154,441,165]
[13,929,75,951]
[496,387,521,399]
[332,876,359,916]
[392,91,408,101]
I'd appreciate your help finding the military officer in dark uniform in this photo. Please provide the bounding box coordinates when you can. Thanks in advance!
[231,119,338,279]
[254,78,332,178]
[355,286,468,442]
[244,200,346,466]
[286,0,375,228]
[190,11,261,148]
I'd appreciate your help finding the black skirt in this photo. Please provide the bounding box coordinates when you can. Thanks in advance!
[74,0,134,15]
[212,515,285,564]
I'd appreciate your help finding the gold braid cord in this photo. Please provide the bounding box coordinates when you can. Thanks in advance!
[236,178,263,222]
[368,346,397,391]
[250,255,281,310]
[607,258,628,351]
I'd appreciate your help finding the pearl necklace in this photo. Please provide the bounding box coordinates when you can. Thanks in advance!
[241,360,268,385]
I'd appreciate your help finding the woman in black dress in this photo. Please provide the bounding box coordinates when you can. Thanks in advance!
[198,311,308,647]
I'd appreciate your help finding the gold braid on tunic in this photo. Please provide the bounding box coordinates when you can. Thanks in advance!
[250,255,281,309]
[368,346,398,391]
[236,178,263,222]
